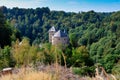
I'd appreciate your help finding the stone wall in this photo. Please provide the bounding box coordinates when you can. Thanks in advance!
[52,37,69,47]
[49,31,56,43]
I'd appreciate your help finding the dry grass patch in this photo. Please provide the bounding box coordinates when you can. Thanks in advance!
[0,68,54,80]
[0,65,118,80]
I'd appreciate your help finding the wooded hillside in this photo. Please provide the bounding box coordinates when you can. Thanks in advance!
[0,6,120,75]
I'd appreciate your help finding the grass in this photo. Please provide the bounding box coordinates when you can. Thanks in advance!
[0,63,119,80]
[0,67,119,80]
[0,68,55,80]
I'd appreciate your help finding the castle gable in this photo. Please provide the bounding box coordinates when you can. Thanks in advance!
[49,26,56,32]
[53,30,67,37]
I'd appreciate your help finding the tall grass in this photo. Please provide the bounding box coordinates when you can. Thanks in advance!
[0,68,55,80]
[0,66,119,80]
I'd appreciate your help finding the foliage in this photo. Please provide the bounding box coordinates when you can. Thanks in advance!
[0,46,15,70]
[0,11,12,48]
[70,46,93,67]
[112,61,120,75]
[0,6,119,75]
[11,38,63,67]
[72,66,95,76]
[0,10,20,48]
[11,38,44,67]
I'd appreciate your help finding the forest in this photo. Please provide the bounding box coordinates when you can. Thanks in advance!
[0,6,120,76]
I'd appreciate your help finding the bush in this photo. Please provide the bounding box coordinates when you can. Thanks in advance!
[112,64,120,75]
[72,66,95,76]
[0,46,15,70]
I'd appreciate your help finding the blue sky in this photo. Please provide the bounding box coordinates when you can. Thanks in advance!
[0,0,120,12]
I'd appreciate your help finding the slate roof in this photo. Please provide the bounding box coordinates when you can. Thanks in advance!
[49,26,56,32]
[53,30,67,37]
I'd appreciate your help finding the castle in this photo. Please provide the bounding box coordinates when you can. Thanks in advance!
[49,26,69,47]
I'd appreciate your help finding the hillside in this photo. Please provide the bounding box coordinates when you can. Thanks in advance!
[0,6,120,76]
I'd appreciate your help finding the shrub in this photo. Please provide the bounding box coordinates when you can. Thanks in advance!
[72,66,95,76]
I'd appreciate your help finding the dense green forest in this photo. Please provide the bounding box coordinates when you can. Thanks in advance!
[0,6,120,75]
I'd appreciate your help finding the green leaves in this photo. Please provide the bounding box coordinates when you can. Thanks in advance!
[0,46,14,70]
[71,46,93,67]
[0,6,120,75]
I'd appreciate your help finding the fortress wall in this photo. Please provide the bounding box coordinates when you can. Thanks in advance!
[52,37,69,46]
[49,31,56,43]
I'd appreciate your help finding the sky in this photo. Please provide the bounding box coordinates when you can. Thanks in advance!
[0,0,120,12]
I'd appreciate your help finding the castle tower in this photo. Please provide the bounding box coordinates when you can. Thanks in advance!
[52,30,69,47]
[48,26,56,43]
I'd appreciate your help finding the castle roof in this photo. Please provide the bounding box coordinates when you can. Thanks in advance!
[53,30,67,37]
[49,26,56,32]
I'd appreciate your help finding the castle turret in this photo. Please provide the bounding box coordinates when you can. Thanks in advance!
[48,26,56,43]
[49,26,69,49]
[52,30,69,47]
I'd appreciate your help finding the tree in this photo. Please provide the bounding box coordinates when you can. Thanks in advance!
[69,33,79,47]
[0,11,12,48]
[0,46,15,70]
[71,46,93,67]
[12,38,30,66]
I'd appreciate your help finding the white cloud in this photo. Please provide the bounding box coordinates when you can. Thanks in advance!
[0,0,48,8]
